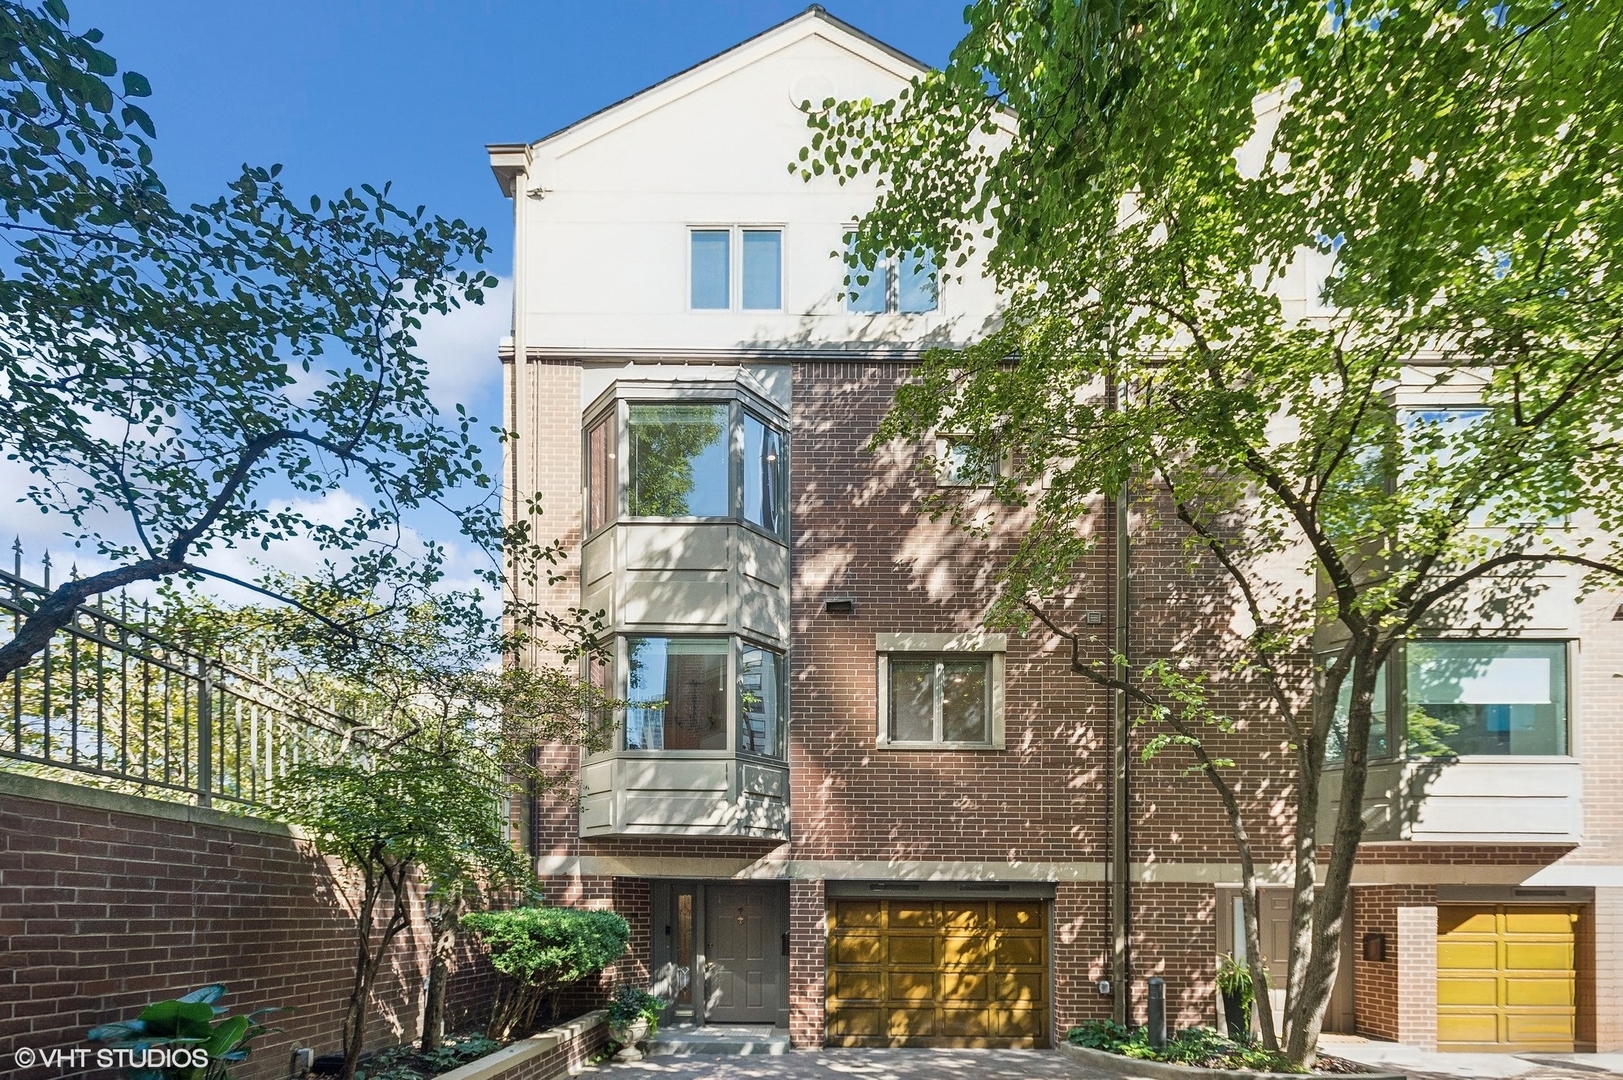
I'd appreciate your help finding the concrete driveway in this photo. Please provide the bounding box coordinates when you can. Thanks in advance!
[578,1047,1088,1079]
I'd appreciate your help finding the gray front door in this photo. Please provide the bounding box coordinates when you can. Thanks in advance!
[705,883,781,1023]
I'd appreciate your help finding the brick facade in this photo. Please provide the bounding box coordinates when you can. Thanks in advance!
[0,776,495,1080]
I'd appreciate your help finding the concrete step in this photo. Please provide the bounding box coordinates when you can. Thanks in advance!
[646,1024,791,1056]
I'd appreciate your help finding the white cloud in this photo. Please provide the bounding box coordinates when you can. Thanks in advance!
[414,276,510,422]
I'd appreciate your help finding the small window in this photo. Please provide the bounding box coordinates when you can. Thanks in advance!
[739,644,784,757]
[690,230,730,309]
[1406,640,1567,757]
[844,237,938,314]
[876,633,1005,749]
[628,403,729,517]
[896,248,939,314]
[936,437,1003,488]
[742,229,783,309]
[626,637,729,751]
[884,656,992,745]
[845,245,889,314]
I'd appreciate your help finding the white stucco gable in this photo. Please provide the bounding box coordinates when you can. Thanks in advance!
[489,6,1005,359]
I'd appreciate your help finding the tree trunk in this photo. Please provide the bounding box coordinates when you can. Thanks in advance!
[341,864,413,1080]
[1282,658,1379,1064]
[421,891,464,1050]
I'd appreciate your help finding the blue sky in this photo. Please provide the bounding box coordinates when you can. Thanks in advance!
[11,1,967,592]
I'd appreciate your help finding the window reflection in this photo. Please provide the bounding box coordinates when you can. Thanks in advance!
[626,637,728,751]
[628,404,728,517]
[740,645,783,757]
[1406,640,1567,756]
[743,412,785,534]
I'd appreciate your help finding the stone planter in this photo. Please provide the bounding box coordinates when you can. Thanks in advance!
[609,1017,651,1062]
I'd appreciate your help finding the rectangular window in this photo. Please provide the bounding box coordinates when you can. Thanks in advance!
[625,637,729,751]
[690,229,730,309]
[1406,640,1567,757]
[628,403,729,517]
[742,411,786,535]
[1326,657,1389,762]
[741,229,782,309]
[739,644,784,757]
[845,236,889,314]
[886,656,992,745]
[586,415,612,532]
[896,248,939,314]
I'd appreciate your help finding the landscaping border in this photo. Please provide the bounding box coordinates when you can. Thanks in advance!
[1058,1043,1408,1080]
[433,1012,610,1080]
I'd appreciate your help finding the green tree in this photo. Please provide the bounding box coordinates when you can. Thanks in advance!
[0,0,499,678]
[805,0,1623,1063]
[171,582,619,1060]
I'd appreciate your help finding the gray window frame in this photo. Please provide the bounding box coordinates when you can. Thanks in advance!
[875,632,1006,750]
[597,633,788,760]
[582,383,789,543]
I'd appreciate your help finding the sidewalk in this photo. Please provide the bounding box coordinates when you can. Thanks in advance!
[1320,1034,1623,1079]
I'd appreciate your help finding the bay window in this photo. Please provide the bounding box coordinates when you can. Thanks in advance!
[1322,639,1570,761]
[1406,640,1568,757]
[614,636,786,758]
[586,394,788,537]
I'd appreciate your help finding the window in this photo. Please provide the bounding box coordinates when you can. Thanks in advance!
[690,230,730,309]
[628,403,729,517]
[844,238,939,314]
[625,637,729,751]
[586,415,613,531]
[1406,640,1568,757]
[876,633,1005,748]
[743,411,786,533]
[742,230,782,309]
[690,227,782,310]
[1325,655,1389,762]
[613,636,786,757]
[936,436,1005,488]
[739,644,784,756]
[588,396,788,537]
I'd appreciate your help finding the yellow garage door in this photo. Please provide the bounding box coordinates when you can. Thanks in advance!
[1438,906,1579,1052]
[826,897,1048,1048]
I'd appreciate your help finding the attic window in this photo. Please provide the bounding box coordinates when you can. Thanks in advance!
[690,227,782,310]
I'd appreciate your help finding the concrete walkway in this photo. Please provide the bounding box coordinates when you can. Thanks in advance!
[580,1047,1087,1079]
[1321,1035,1623,1080]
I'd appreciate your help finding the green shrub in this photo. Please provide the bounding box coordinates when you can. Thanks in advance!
[1066,1020,1303,1073]
[461,907,630,1039]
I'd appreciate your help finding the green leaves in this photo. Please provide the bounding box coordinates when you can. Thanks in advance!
[0,0,505,681]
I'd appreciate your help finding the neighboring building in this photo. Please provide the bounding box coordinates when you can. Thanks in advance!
[488,6,1623,1053]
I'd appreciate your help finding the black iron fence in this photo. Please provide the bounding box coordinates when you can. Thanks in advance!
[2,541,362,810]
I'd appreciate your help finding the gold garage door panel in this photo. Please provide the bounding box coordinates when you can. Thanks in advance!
[1438,905,1579,1053]
[826,897,1049,1049]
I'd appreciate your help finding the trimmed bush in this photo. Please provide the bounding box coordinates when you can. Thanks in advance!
[462,907,630,1038]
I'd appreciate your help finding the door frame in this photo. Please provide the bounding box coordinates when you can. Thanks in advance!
[650,880,790,1028]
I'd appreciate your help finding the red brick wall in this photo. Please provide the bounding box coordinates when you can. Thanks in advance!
[788,879,826,1047]
[1352,884,1436,1041]
[0,777,496,1080]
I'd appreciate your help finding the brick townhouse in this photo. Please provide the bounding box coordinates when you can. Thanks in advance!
[486,6,1623,1054]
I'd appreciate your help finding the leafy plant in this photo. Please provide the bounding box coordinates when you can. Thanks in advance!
[86,984,281,1080]
[461,907,630,1040]
[605,986,664,1041]
[1216,953,1256,1002]
[1068,1021,1302,1073]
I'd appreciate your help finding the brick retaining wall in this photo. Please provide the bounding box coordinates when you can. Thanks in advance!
[0,773,497,1080]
